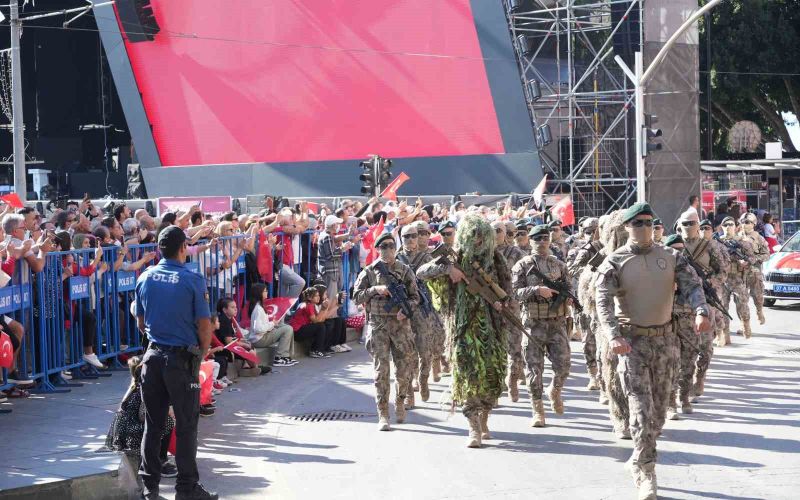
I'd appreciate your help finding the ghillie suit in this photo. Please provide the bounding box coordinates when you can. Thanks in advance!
[577,210,631,438]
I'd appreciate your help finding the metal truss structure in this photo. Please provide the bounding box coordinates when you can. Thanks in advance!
[504,0,643,219]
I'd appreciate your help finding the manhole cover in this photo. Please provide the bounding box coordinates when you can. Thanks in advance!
[777,347,800,356]
[288,410,374,422]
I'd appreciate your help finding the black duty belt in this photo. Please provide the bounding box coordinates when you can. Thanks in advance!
[150,342,189,352]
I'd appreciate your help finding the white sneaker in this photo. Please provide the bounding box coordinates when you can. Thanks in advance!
[82,353,105,369]
[332,345,345,353]
[119,344,129,351]
[222,376,235,385]
[212,388,222,396]
[61,371,73,380]
[339,344,352,352]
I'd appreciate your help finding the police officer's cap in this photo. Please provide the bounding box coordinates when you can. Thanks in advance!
[622,202,655,224]
[438,221,455,232]
[664,234,683,247]
[158,226,187,255]
[374,232,395,249]
[529,224,550,237]
[653,218,663,227]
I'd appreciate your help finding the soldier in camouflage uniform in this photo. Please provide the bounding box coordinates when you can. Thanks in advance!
[568,218,602,390]
[494,220,527,401]
[426,221,458,374]
[514,219,533,255]
[548,219,569,262]
[513,225,572,427]
[739,212,770,326]
[652,219,665,246]
[596,203,710,500]
[718,216,757,343]
[413,220,447,383]
[353,232,420,431]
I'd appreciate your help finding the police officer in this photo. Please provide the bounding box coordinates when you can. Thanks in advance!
[136,227,217,500]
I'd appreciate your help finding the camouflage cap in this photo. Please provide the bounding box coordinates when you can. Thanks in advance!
[580,217,599,229]
[664,234,683,247]
[621,202,655,223]
[529,224,550,237]
[400,224,418,236]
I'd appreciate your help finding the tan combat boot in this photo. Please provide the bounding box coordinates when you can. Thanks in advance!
[441,356,451,374]
[587,366,600,391]
[431,358,441,382]
[420,379,430,402]
[467,415,482,448]
[757,308,765,325]
[507,373,519,402]
[599,390,609,405]
[666,404,679,421]
[480,411,491,440]
[531,400,546,427]
[412,379,419,392]
[636,466,658,500]
[395,397,407,424]
[377,405,391,431]
[714,330,727,347]
[693,378,705,399]
[547,385,564,415]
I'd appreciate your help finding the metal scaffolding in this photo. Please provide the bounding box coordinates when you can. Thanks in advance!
[504,0,643,219]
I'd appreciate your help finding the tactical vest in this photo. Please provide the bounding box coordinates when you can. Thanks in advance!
[615,245,676,327]
[684,237,711,273]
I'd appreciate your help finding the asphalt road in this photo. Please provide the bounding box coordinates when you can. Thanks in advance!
[169,301,800,500]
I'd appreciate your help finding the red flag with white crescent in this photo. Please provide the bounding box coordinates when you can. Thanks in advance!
[262,297,297,323]
[0,193,24,209]
[199,361,215,406]
[362,217,385,266]
[0,332,13,369]
[380,172,410,202]
[533,174,548,208]
[225,341,260,365]
[551,195,575,226]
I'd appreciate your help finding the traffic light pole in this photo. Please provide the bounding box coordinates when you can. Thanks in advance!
[10,1,26,200]
[373,156,380,197]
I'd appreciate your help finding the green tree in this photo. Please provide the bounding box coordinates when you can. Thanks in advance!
[699,0,799,158]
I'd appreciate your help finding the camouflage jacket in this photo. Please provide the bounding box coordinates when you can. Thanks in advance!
[498,244,527,271]
[512,252,571,325]
[353,258,420,316]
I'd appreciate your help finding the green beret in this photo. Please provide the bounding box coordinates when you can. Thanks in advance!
[699,219,712,228]
[664,234,683,247]
[622,202,656,223]
[438,221,455,232]
[515,219,528,230]
[653,218,663,227]
[374,232,395,248]
[529,224,550,237]
[548,219,562,228]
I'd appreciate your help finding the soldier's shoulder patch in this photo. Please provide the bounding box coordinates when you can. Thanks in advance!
[656,258,667,270]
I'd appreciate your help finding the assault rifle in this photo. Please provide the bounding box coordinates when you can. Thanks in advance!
[430,244,528,336]
[714,233,749,263]
[525,262,583,313]
[374,261,415,320]
[681,249,733,321]
[398,254,434,317]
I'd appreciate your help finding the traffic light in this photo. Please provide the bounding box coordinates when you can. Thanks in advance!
[642,113,663,156]
[378,158,393,191]
[359,157,376,195]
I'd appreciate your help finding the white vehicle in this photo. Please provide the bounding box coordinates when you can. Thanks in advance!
[762,231,800,307]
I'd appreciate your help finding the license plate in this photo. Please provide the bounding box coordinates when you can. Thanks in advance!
[774,284,800,293]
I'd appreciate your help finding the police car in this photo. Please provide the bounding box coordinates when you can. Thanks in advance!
[763,230,800,307]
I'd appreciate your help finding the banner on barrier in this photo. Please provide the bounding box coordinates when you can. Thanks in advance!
[11,285,31,309]
[69,277,91,300]
[158,196,231,216]
[0,287,15,314]
[107,271,137,292]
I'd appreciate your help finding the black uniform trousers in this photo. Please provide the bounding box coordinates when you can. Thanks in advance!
[139,345,200,493]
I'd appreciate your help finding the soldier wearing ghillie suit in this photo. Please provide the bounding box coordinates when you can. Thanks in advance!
[596,203,710,500]
[494,220,526,402]
[512,225,572,428]
[417,215,510,448]
[425,221,458,374]
[567,217,602,391]
[353,232,420,431]
[717,216,757,344]
[739,212,770,327]
[397,223,439,407]
[578,210,631,439]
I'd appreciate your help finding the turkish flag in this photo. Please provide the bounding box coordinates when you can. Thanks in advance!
[551,195,575,226]
[0,193,24,209]
[306,202,319,214]
[380,172,410,201]
[362,217,385,266]
[225,341,260,365]
[0,332,13,369]
[532,174,548,209]
[199,360,215,406]
[262,297,297,323]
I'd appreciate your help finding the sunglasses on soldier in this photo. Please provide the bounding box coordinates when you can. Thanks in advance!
[379,243,396,250]
[532,235,550,242]
[681,221,698,227]
[722,222,735,227]
[440,230,455,237]
[401,233,417,239]
[630,219,653,228]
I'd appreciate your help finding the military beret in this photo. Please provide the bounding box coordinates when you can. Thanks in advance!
[699,219,712,228]
[529,224,550,237]
[515,219,528,230]
[548,219,563,228]
[374,232,395,248]
[622,202,655,223]
[400,224,418,236]
[412,221,430,232]
[653,218,663,227]
[664,234,683,247]
[438,221,455,232]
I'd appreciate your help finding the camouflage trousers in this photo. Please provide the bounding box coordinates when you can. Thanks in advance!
[365,315,416,412]
[710,281,728,338]
[462,396,495,419]
[410,311,441,384]
[745,269,765,313]
[577,311,597,373]
[599,331,628,435]
[522,318,571,400]
[617,333,678,468]
[671,313,698,405]
[723,275,750,327]
[506,304,525,384]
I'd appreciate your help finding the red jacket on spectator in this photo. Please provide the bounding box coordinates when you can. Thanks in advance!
[289,303,314,332]
[275,226,294,267]
[256,229,273,283]
[1,256,15,278]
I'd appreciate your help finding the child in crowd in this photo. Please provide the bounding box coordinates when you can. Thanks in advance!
[247,283,298,366]
[216,297,271,375]
[207,315,235,392]
[289,288,333,358]
[105,356,177,477]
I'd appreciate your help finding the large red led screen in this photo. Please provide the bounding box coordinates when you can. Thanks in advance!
[118,0,505,166]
